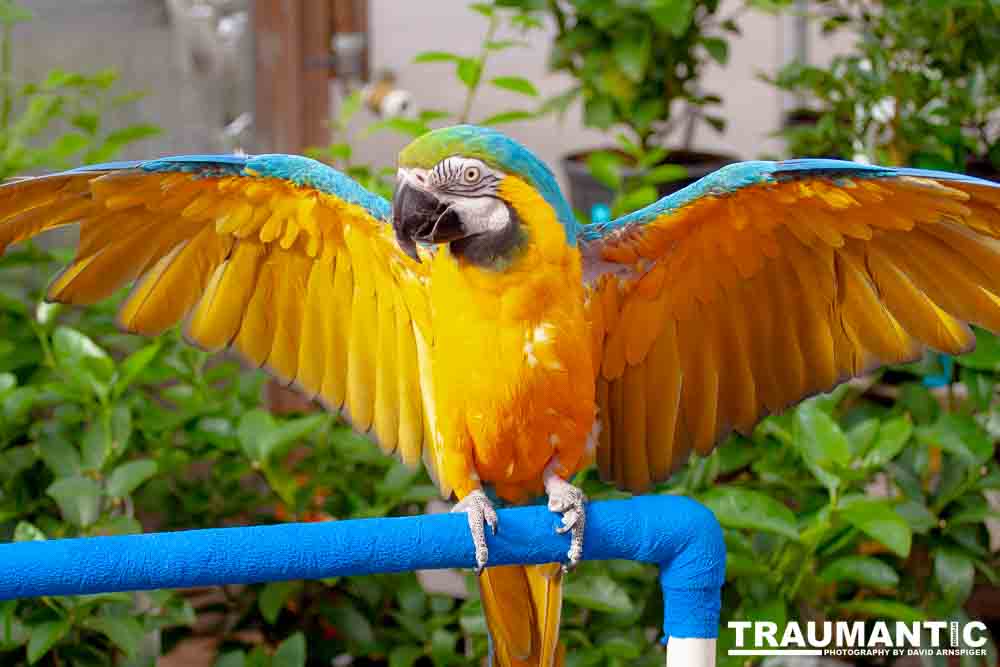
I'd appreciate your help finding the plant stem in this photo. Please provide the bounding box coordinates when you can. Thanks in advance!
[459,13,500,124]
[1,20,11,133]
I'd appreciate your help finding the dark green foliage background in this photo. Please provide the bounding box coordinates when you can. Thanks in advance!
[1,1,999,666]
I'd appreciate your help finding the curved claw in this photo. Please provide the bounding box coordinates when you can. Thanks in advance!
[451,490,498,574]
[545,475,587,573]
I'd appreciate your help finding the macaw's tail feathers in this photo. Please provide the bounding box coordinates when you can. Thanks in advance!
[480,563,564,667]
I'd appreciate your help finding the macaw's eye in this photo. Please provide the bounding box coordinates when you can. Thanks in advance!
[463,166,481,183]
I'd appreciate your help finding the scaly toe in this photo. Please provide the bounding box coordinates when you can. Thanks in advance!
[452,490,498,573]
[544,476,587,572]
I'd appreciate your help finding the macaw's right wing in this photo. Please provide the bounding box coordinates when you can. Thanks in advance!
[580,159,1000,493]
[0,154,450,492]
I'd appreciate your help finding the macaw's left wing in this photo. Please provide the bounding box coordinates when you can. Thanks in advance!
[581,159,1000,492]
[0,155,446,489]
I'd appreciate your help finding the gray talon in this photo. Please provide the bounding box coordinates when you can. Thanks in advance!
[452,490,498,573]
[545,478,587,572]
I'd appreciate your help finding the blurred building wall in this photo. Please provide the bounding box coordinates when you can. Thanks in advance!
[12,1,850,182]
[13,0,250,158]
[357,0,853,180]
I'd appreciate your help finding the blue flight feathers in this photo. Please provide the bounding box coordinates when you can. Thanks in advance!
[61,147,1000,250]
[582,158,1000,242]
[65,153,392,222]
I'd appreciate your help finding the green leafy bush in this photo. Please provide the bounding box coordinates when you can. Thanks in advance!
[3,1,1000,666]
[768,0,1000,170]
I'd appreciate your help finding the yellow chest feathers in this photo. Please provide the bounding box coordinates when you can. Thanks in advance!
[429,175,587,376]
[428,177,595,490]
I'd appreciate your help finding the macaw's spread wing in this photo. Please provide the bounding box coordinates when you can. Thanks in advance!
[581,159,1000,492]
[0,154,445,487]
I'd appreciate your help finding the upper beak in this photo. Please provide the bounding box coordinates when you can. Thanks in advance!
[392,179,466,261]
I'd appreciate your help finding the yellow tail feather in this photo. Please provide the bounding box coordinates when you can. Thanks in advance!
[480,563,564,667]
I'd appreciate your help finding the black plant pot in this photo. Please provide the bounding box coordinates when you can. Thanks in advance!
[561,148,739,221]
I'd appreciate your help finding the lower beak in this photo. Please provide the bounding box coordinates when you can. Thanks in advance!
[392,181,466,261]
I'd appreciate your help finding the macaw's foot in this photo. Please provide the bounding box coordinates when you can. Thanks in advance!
[544,472,587,573]
[451,489,498,574]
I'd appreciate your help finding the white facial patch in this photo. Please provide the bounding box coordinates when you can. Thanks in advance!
[443,194,510,235]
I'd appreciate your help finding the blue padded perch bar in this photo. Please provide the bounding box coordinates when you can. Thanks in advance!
[0,495,725,643]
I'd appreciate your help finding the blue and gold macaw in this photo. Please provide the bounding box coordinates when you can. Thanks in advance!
[3,124,1000,666]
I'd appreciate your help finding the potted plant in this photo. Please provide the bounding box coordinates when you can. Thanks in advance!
[508,0,746,218]
[768,0,1000,179]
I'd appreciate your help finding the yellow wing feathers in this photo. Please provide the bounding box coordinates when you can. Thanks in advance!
[0,169,440,480]
[589,174,1000,492]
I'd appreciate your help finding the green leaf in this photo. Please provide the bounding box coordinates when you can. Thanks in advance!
[835,599,925,623]
[237,409,276,461]
[46,476,102,527]
[100,124,161,147]
[81,419,111,471]
[0,372,14,395]
[491,76,539,97]
[389,645,424,667]
[484,39,526,51]
[701,486,799,540]
[413,51,460,64]
[366,117,432,138]
[52,326,114,398]
[82,615,144,657]
[3,386,37,423]
[215,652,246,667]
[564,574,633,614]
[586,151,622,190]
[114,342,161,396]
[649,0,694,36]
[259,415,326,462]
[259,581,302,624]
[43,132,89,161]
[469,2,495,17]
[39,438,81,477]
[896,499,936,534]
[860,416,912,468]
[326,605,374,645]
[793,400,851,469]
[916,414,993,465]
[934,547,975,603]
[840,498,912,557]
[107,459,158,498]
[272,632,306,667]
[0,602,27,648]
[539,87,579,119]
[246,647,272,667]
[27,619,69,664]
[642,164,687,185]
[702,37,729,64]
[614,185,658,214]
[480,110,536,126]
[13,521,46,542]
[0,2,33,25]
[846,418,879,456]
[614,29,651,82]
[110,403,132,454]
[958,328,1000,371]
[457,58,483,89]
[72,111,99,135]
[819,555,899,588]
[430,628,459,664]
[418,109,451,124]
[583,96,615,129]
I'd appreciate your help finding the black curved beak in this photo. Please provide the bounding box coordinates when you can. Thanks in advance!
[392,180,466,261]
